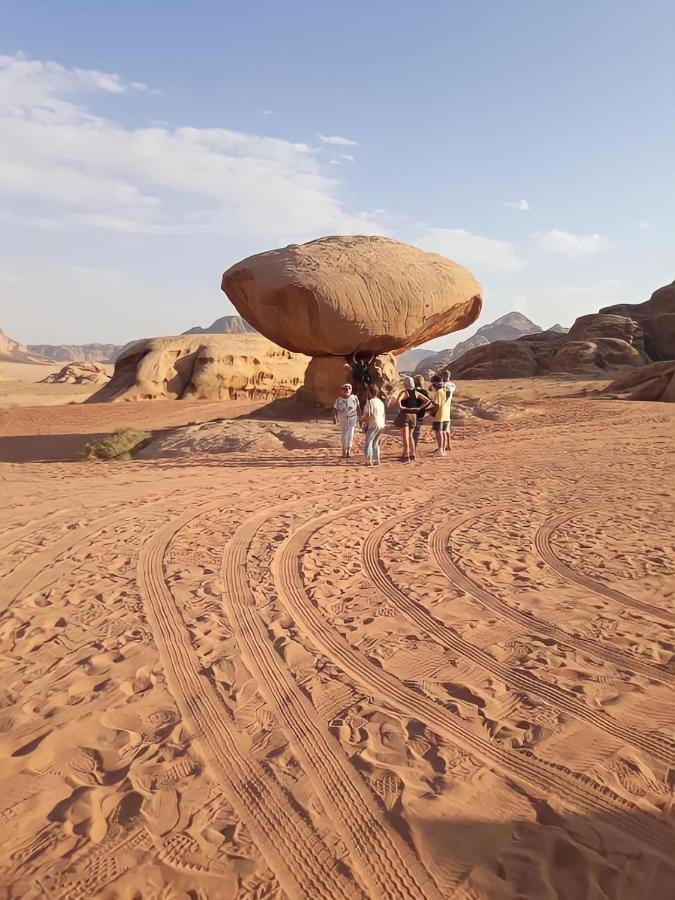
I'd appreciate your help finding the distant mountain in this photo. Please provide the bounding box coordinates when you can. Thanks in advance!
[183,315,256,335]
[396,347,434,372]
[415,312,543,376]
[0,328,51,363]
[27,343,122,363]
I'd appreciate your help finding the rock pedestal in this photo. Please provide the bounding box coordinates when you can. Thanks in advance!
[303,353,399,409]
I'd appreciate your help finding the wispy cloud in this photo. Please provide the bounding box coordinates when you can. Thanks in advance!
[534,228,609,258]
[638,220,651,231]
[504,198,530,211]
[318,133,358,147]
[416,227,525,273]
[339,153,355,163]
[0,53,379,239]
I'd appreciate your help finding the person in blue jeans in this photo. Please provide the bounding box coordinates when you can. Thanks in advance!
[362,384,385,466]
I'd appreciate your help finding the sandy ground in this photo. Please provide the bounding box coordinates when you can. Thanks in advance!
[0,361,115,410]
[0,387,674,899]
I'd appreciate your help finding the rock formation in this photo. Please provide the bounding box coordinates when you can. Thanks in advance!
[88,333,309,403]
[27,343,122,363]
[601,361,675,402]
[415,311,543,378]
[183,315,256,336]
[40,362,110,385]
[222,235,481,358]
[445,284,675,379]
[221,235,482,408]
[0,328,50,363]
[600,281,675,360]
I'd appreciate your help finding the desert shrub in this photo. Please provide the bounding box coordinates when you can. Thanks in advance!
[82,427,150,461]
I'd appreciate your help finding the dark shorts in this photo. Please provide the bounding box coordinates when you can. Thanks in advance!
[432,420,450,432]
[399,412,417,429]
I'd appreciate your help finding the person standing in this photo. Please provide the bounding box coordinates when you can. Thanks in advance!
[440,369,457,452]
[362,384,385,466]
[395,376,430,462]
[333,383,360,459]
[412,375,430,451]
[428,376,451,456]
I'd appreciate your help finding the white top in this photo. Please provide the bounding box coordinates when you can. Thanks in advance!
[364,396,385,428]
[334,394,360,419]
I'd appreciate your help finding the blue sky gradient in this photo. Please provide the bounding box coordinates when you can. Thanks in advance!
[1,1,673,346]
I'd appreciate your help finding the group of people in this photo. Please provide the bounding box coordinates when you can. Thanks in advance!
[332,368,456,466]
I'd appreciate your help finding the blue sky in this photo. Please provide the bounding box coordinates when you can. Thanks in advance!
[1,1,673,348]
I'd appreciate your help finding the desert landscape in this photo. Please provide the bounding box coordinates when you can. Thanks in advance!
[1,238,674,899]
[2,10,674,897]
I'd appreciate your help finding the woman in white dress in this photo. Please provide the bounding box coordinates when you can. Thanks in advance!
[332,383,360,458]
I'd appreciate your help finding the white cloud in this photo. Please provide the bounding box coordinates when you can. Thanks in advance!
[504,199,530,211]
[638,220,651,231]
[318,133,359,146]
[416,227,525,273]
[534,228,609,258]
[340,153,355,163]
[0,53,377,239]
[261,109,272,115]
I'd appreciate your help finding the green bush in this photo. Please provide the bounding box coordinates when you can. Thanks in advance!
[82,427,150,461]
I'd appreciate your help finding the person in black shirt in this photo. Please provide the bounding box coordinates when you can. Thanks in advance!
[412,375,430,451]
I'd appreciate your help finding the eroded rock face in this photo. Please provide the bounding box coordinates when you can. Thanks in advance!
[88,334,309,403]
[302,353,399,408]
[222,235,482,357]
[450,340,545,378]
[601,282,675,360]
[602,361,675,402]
[40,362,110,385]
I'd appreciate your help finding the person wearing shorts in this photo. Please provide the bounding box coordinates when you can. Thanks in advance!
[395,376,430,462]
[429,376,451,456]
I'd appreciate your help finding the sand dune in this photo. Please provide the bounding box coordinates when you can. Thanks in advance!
[0,392,673,898]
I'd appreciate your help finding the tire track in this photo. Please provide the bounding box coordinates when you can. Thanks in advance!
[273,505,675,863]
[137,501,361,900]
[431,512,675,688]
[363,514,674,766]
[221,505,441,900]
[535,512,675,626]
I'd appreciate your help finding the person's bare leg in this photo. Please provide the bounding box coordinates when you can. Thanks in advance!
[400,427,410,459]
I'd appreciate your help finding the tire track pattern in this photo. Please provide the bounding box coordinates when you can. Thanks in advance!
[431,511,675,688]
[363,513,674,765]
[137,503,359,900]
[535,511,675,626]
[273,505,675,863]
[221,506,440,900]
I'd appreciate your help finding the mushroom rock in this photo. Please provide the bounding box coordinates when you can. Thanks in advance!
[88,333,309,403]
[221,235,482,358]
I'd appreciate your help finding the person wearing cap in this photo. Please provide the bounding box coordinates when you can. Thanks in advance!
[394,375,431,462]
[332,382,361,459]
[428,375,451,456]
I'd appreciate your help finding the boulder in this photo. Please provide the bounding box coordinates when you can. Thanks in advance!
[450,341,543,378]
[601,361,675,402]
[551,337,646,373]
[221,235,482,357]
[601,282,675,360]
[566,313,647,355]
[88,333,309,403]
[41,362,110,385]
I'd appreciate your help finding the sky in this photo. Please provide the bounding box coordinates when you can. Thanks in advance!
[1,0,674,349]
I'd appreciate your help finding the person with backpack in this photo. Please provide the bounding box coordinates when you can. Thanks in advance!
[349,351,375,407]
[412,375,430,451]
[394,376,431,462]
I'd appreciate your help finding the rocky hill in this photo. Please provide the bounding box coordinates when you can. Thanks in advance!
[449,282,674,379]
[415,311,544,377]
[27,343,122,363]
[183,315,256,335]
[0,329,51,363]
